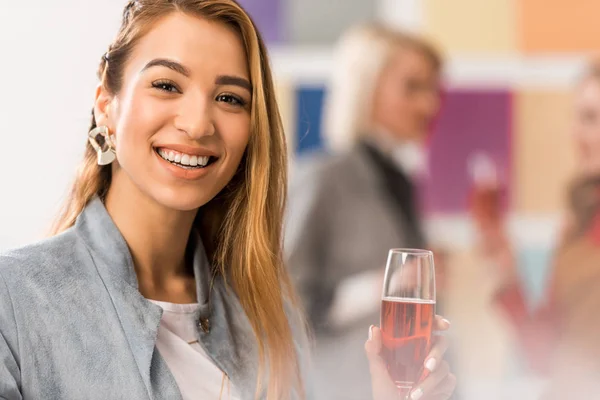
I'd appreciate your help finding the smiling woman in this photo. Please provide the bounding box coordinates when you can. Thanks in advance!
[0,1,304,399]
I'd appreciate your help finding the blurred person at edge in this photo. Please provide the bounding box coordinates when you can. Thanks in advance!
[471,60,600,399]
[285,23,456,400]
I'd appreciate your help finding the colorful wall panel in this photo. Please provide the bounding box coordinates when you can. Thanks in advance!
[422,0,517,54]
[520,0,600,53]
[237,0,284,43]
[423,90,512,213]
[294,87,325,154]
[513,89,575,213]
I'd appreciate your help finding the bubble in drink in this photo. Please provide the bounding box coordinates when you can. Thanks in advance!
[380,297,435,390]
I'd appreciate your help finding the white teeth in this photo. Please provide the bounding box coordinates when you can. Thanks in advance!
[157,148,212,168]
[198,156,209,167]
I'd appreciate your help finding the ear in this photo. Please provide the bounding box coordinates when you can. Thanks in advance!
[93,84,113,128]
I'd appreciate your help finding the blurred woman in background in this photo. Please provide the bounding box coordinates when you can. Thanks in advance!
[472,60,600,399]
[285,23,454,400]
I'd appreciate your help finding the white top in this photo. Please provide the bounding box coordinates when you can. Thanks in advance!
[149,299,240,400]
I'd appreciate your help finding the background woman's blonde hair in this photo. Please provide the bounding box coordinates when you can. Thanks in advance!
[51,1,304,398]
[322,23,442,153]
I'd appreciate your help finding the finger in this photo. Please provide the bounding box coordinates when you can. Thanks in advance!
[423,335,449,373]
[433,315,451,332]
[418,373,457,400]
[409,361,450,400]
[364,325,399,400]
[365,326,383,372]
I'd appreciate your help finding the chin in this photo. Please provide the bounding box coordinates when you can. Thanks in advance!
[150,187,216,213]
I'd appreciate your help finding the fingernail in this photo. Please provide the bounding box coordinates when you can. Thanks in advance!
[442,318,451,326]
[368,325,374,341]
[410,388,424,400]
[425,357,437,372]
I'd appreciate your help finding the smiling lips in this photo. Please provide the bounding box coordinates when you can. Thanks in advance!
[156,147,213,169]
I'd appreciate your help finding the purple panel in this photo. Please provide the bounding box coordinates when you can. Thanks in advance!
[237,0,283,44]
[418,90,512,214]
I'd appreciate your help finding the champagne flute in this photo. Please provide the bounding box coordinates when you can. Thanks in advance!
[380,249,436,398]
[467,151,504,230]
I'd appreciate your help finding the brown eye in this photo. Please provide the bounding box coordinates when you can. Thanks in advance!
[216,94,246,107]
[152,80,181,94]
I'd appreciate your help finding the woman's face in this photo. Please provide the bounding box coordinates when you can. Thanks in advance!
[95,12,252,211]
[371,47,441,143]
[573,77,600,175]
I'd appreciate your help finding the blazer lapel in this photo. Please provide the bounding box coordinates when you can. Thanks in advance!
[187,229,260,398]
[74,198,181,400]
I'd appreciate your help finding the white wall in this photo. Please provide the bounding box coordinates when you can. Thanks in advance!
[0,1,126,250]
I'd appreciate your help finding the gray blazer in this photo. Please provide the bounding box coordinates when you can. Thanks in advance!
[0,198,310,400]
[284,144,424,400]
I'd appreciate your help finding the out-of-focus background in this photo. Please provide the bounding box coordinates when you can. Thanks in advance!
[241,2,590,398]
[1,1,599,399]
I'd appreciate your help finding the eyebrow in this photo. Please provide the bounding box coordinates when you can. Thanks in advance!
[142,58,191,77]
[141,58,252,93]
[216,75,252,93]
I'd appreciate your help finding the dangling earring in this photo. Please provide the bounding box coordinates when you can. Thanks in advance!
[88,125,116,166]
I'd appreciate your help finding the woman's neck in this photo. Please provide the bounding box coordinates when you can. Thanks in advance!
[104,176,199,303]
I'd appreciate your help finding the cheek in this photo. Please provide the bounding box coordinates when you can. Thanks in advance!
[114,93,165,156]
[385,93,412,129]
[375,87,397,119]
[218,115,251,165]
[385,86,411,115]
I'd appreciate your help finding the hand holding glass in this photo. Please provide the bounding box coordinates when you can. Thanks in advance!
[380,249,436,396]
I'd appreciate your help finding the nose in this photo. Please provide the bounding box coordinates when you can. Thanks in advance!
[173,94,216,139]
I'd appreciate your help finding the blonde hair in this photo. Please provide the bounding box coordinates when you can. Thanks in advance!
[322,23,442,152]
[51,1,303,398]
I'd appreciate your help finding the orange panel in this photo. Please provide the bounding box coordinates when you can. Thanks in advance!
[513,89,576,213]
[520,0,600,52]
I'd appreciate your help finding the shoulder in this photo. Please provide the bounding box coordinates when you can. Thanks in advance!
[0,229,84,354]
[289,148,364,194]
[290,150,333,186]
[0,228,84,289]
